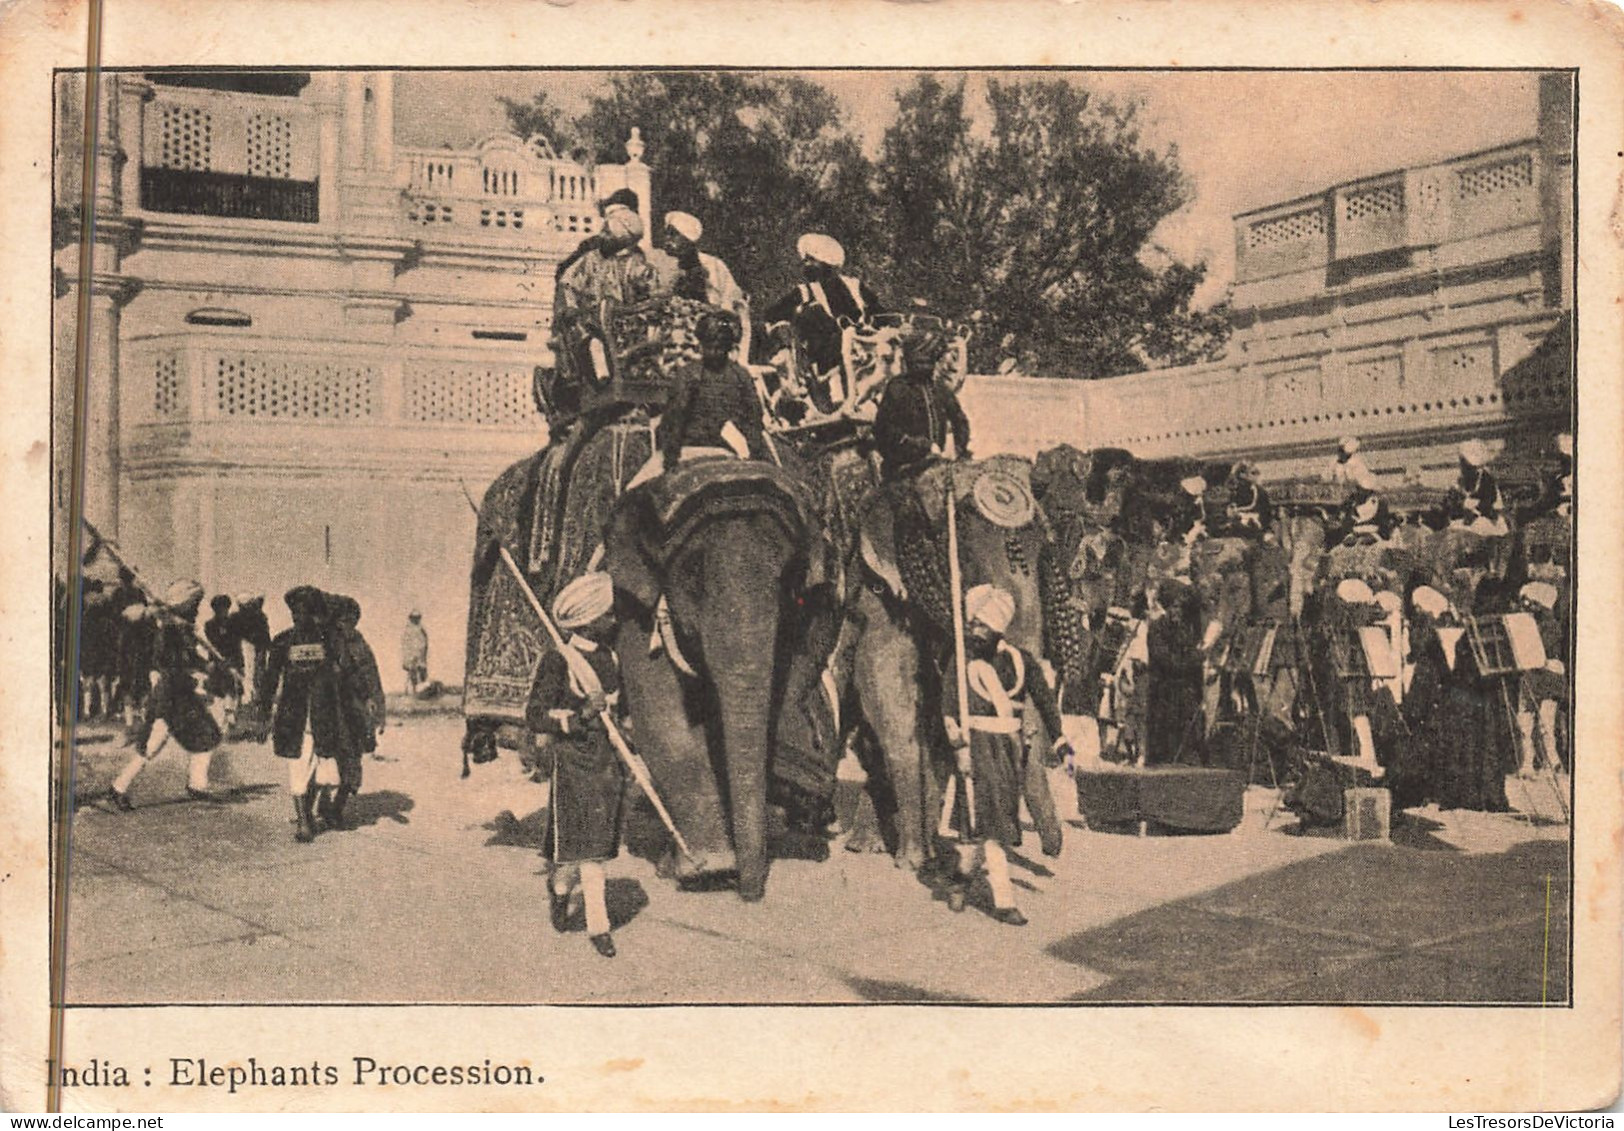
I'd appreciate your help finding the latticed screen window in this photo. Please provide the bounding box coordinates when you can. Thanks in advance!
[213,356,377,420]
[404,364,535,425]
[1246,207,1325,250]
[1456,155,1534,201]
[246,113,293,179]
[153,356,180,416]
[1343,183,1403,221]
[159,105,212,171]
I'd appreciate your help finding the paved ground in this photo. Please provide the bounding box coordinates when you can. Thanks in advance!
[63,707,1572,1005]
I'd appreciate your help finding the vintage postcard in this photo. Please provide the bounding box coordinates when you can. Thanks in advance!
[2,0,1621,1113]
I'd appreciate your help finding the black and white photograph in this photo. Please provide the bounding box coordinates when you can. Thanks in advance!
[12,1,1622,1107]
[48,63,1580,1006]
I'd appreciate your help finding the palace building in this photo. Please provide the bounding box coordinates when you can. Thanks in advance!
[54,70,647,679]
[962,73,1574,487]
[55,70,1574,682]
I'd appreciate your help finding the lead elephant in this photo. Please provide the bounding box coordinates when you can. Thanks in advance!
[833,458,1061,870]
[601,457,840,902]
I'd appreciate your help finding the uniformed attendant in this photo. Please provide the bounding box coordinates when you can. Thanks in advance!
[228,593,273,708]
[256,587,353,843]
[203,594,243,724]
[1514,580,1567,779]
[1225,461,1273,539]
[1169,475,1209,545]
[938,585,1072,926]
[1327,436,1373,488]
[1450,439,1507,536]
[108,580,223,810]
[326,595,385,830]
[872,323,971,481]
[526,572,627,959]
[762,234,881,412]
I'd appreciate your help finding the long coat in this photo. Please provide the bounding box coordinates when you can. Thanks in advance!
[147,612,221,754]
[526,641,627,864]
[1401,621,1515,812]
[258,625,356,760]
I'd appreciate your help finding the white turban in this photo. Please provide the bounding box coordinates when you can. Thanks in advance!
[965,584,1015,635]
[1459,439,1490,468]
[602,206,644,245]
[1411,586,1451,619]
[1335,578,1375,605]
[1339,436,1361,456]
[796,232,845,269]
[664,211,702,242]
[553,571,614,631]
[165,579,204,610]
[1556,432,1573,457]
[121,603,149,623]
[1180,475,1208,497]
[1353,467,1379,491]
[1520,581,1559,610]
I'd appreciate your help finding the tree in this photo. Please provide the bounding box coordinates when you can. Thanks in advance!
[873,76,1230,377]
[511,72,879,312]
[497,91,575,157]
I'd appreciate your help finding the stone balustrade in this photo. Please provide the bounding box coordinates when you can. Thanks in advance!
[399,135,613,240]
[1234,140,1543,290]
[122,338,545,459]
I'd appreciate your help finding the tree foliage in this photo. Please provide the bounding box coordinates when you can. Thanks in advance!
[502,72,1229,379]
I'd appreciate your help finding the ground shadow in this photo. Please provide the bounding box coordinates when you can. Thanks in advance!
[843,976,976,1003]
[542,878,651,933]
[484,806,549,849]
[347,789,414,827]
[1047,836,1570,1003]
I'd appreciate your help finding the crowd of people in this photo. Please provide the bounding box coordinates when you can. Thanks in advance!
[66,579,390,834]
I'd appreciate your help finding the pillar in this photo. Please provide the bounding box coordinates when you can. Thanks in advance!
[624,128,652,250]
[370,71,394,173]
[343,73,366,171]
[1537,72,1574,311]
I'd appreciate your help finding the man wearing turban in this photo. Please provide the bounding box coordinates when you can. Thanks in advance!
[525,571,626,958]
[255,586,357,842]
[938,585,1071,926]
[652,210,747,323]
[762,233,882,413]
[551,201,659,415]
[1449,438,1507,536]
[872,322,971,481]
[107,579,225,810]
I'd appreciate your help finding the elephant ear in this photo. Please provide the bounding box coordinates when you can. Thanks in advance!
[602,495,662,612]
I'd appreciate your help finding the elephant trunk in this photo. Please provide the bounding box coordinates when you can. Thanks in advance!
[706,638,778,902]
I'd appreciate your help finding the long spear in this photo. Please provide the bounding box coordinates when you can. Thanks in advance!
[940,466,977,840]
[80,517,243,689]
[458,482,697,864]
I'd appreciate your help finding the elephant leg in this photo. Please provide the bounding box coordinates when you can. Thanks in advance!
[851,588,931,872]
[845,720,897,855]
[614,624,737,884]
[1022,747,1063,858]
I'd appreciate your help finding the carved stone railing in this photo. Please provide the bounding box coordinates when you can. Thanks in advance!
[123,339,542,439]
[1234,140,1543,286]
[960,308,1568,475]
[398,133,641,241]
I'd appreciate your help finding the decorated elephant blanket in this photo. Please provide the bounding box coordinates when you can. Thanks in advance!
[633,457,815,575]
[463,417,653,724]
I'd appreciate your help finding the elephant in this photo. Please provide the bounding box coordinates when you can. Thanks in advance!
[830,457,1063,871]
[600,456,840,902]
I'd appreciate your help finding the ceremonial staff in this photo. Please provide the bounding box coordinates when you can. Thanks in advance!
[940,465,977,839]
[79,517,243,690]
[457,482,698,865]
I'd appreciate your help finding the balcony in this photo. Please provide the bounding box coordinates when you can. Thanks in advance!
[140,167,318,223]
[135,82,323,225]
[1234,141,1545,291]
[398,134,616,244]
